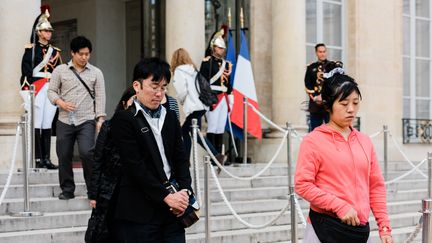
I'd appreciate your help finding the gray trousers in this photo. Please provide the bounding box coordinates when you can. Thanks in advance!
[56,120,95,195]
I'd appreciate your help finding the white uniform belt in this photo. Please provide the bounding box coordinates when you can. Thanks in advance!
[33,72,51,79]
[210,85,227,92]
[33,46,53,79]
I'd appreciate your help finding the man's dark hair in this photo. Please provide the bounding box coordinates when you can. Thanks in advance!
[133,57,171,84]
[315,43,326,51]
[70,36,93,53]
[321,73,362,113]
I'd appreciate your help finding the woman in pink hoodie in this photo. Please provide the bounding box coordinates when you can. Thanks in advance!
[295,70,392,243]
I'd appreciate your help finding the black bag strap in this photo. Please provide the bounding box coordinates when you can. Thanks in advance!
[129,107,170,183]
[70,67,95,100]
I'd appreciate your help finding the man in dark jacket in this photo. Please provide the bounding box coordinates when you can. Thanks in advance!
[304,43,342,131]
[110,58,192,242]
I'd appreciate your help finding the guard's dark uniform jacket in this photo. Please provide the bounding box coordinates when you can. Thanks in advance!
[200,55,233,95]
[304,59,343,113]
[20,42,61,90]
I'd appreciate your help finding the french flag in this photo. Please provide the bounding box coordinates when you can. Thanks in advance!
[225,29,244,139]
[230,30,262,139]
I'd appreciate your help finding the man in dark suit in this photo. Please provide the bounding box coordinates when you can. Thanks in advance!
[110,58,192,242]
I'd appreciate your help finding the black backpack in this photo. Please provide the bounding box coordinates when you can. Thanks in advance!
[194,70,218,107]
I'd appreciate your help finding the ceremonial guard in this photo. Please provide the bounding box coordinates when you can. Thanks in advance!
[20,7,62,169]
[304,43,342,132]
[200,29,233,160]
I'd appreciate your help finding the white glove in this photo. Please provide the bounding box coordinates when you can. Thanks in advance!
[228,94,234,108]
[19,90,31,112]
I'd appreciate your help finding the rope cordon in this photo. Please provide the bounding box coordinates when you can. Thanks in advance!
[385,158,427,185]
[208,163,290,229]
[198,130,288,181]
[388,131,427,178]
[0,125,21,206]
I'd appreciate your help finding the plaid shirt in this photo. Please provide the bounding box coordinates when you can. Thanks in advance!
[48,61,106,126]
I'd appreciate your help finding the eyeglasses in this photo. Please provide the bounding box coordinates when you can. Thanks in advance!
[139,82,166,93]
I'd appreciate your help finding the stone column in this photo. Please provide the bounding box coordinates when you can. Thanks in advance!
[271,0,306,128]
[346,0,403,136]
[165,0,205,67]
[0,0,40,123]
[250,0,273,125]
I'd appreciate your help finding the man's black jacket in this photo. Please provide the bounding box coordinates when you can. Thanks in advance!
[110,105,192,224]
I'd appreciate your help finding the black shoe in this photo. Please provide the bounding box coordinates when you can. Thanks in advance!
[41,159,58,170]
[58,192,75,200]
[35,159,44,168]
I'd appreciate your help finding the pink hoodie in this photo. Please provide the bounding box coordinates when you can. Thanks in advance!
[295,124,391,237]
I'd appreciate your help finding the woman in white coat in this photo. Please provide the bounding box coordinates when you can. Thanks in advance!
[170,48,227,165]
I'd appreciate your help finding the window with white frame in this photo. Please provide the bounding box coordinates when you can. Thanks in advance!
[305,0,345,64]
[403,0,432,119]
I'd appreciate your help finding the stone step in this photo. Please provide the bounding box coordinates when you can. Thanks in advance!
[0,196,90,215]
[0,210,91,233]
[0,226,86,243]
[1,173,425,200]
[0,184,427,215]
[207,186,428,203]
[0,213,422,243]
[0,196,420,233]
[0,183,87,199]
[0,170,86,185]
[0,162,426,185]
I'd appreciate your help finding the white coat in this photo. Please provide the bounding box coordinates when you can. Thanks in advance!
[172,64,208,117]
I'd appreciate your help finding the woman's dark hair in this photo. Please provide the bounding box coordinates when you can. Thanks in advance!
[115,86,136,112]
[321,71,362,113]
[133,57,171,84]
[70,36,93,53]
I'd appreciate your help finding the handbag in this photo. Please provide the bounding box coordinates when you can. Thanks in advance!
[309,209,370,243]
[165,180,200,228]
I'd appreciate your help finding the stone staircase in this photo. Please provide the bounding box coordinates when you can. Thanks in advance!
[0,161,427,243]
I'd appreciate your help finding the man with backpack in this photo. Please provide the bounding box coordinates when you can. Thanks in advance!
[200,29,233,165]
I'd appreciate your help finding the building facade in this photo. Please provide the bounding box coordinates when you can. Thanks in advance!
[0,0,430,169]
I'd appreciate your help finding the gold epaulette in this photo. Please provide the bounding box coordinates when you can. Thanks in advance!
[24,43,34,49]
[51,45,61,52]
[202,56,211,62]
[305,87,315,94]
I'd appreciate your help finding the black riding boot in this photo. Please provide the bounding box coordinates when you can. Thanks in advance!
[35,129,43,168]
[41,129,58,169]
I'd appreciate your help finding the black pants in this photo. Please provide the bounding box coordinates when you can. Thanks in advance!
[56,120,95,194]
[182,110,219,161]
[113,209,185,243]
[309,112,329,132]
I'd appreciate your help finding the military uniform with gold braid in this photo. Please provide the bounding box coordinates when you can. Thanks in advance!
[304,59,343,131]
[200,29,233,155]
[19,9,62,169]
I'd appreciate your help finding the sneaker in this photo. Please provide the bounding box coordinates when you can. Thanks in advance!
[58,192,75,200]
